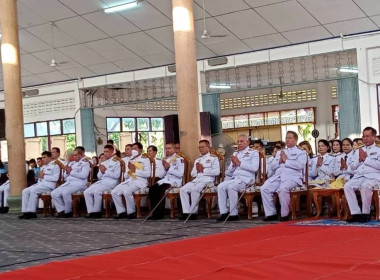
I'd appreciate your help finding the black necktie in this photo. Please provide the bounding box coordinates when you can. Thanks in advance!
[344,155,347,162]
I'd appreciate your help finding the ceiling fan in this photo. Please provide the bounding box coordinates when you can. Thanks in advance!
[49,22,67,68]
[201,0,228,39]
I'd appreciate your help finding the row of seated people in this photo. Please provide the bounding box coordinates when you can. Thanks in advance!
[5,127,380,222]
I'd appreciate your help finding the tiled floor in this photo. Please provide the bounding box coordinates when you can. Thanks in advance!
[0,213,276,273]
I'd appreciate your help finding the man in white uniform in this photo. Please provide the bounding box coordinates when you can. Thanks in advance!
[148,142,184,220]
[51,147,90,218]
[52,147,66,165]
[179,140,220,220]
[216,134,259,222]
[261,131,307,221]
[112,142,151,219]
[0,163,29,214]
[19,151,60,219]
[147,145,165,180]
[344,127,380,223]
[84,145,121,218]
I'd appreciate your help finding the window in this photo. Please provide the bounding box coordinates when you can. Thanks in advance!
[106,117,165,158]
[36,122,48,136]
[24,123,35,138]
[49,120,61,135]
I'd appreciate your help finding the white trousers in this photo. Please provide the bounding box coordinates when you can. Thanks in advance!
[0,181,9,207]
[344,177,379,215]
[51,181,86,213]
[22,183,54,213]
[180,181,210,214]
[84,181,115,213]
[111,181,140,214]
[261,178,298,217]
[217,179,246,216]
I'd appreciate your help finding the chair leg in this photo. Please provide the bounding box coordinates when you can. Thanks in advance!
[306,190,312,216]
[135,196,142,218]
[203,195,213,219]
[373,191,379,221]
[245,194,253,220]
[103,195,111,218]
[72,196,79,217]
[169,196,176,219]
[290,194,297,220]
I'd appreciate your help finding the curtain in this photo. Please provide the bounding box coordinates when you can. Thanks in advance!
[80,108,96,154]
[202,93,221,135]
[338,77,361,139]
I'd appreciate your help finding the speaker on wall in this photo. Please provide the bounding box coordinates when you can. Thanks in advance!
[0,109,5,140]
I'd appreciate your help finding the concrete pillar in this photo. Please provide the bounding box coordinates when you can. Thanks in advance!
[0,0,26,211]
[172,0,201,163]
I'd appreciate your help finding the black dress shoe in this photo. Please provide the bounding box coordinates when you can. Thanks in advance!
[263,215,278,222]
[85,213,94,219]
[0,207,8,214]
[114,212,127,219]
[64,212,73,218]
[227,215,239,221]
[24,212,37,219]
[347,214,362,223]
[18,213,27,219]
[280,215,290,222]
[216,213,229,222]
[178,213,188,220]
[56,211,65,218]
[92,212,102,219]
[127,212,136,219]
[360,214,371,223]
[188,214,198,220]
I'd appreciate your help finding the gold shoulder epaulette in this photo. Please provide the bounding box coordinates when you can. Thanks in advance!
[113,155,120,162]
[54,160,65,169]
[141,153,149,158]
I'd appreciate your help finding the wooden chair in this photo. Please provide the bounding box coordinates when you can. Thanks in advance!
[202,149,225,218]
[166,152,191,218]
[133,155,156,218]
[39,160,65,217]
[241,151,266,220]
[102,156,125,218]
[289,160,312,220]
[342,188,380,221]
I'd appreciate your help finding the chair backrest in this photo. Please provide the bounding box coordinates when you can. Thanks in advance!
[210,148,225,185]
[256,151,266,186]
[114,156,125,184]
[54,160,66,186]
[304,157,309,187]
[87,161,94,184]
[176,152,191,185]
[141,153,156,186]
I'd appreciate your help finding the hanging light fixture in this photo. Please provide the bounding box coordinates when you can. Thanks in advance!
[104,1,142,13]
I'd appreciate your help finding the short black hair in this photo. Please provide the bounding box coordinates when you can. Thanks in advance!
[132,142,143,150]
[104,144,114,151]
[107,139,114,145]
[199,139,210,146]
[252,140,264,147]
[147,145,158,152]
[42,151,52,157]
[52,147,60,154]
[363,126,377,136]
[75,146,85,153]
[286,131,298,141]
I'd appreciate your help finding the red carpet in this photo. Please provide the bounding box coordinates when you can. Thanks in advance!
[2,223,380,279]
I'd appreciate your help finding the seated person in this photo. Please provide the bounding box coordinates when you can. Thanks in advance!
[179,140,220,220]
[333,138,354,183]
[299,140,317,182]
[28,158,40,183]
[261,131,307,221]
[216,134,259,222]
[344,127,380,223]
[111,142,151,219]
[147,145,165,179]
[19,151,60,219]
[51,147,90,218]
[309,139,335,187]
[84,145,121,219]
[52,147,66,165]
[148,142,184,220]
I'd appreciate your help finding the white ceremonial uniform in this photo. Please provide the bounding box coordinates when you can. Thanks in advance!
[84,156,121,213]
[333,152,355,182]
[0,163,28,207]
[266,155,276,178]
[261,146,307,217]
[180,152,220,214]
[154,158,166,179]
[122,155,132,180]
[156,153,184,187]
[309,154,336,187]
[217,147,259,216]
[51,158,90,213]
[307,156,317,182]
[344,143,380,215]
[22,161,60,213]
[112,154,151,214]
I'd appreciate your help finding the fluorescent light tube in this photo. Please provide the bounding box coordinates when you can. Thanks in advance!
[104,1,139,13]
[209,84,231,89]
[339,67,358,73]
